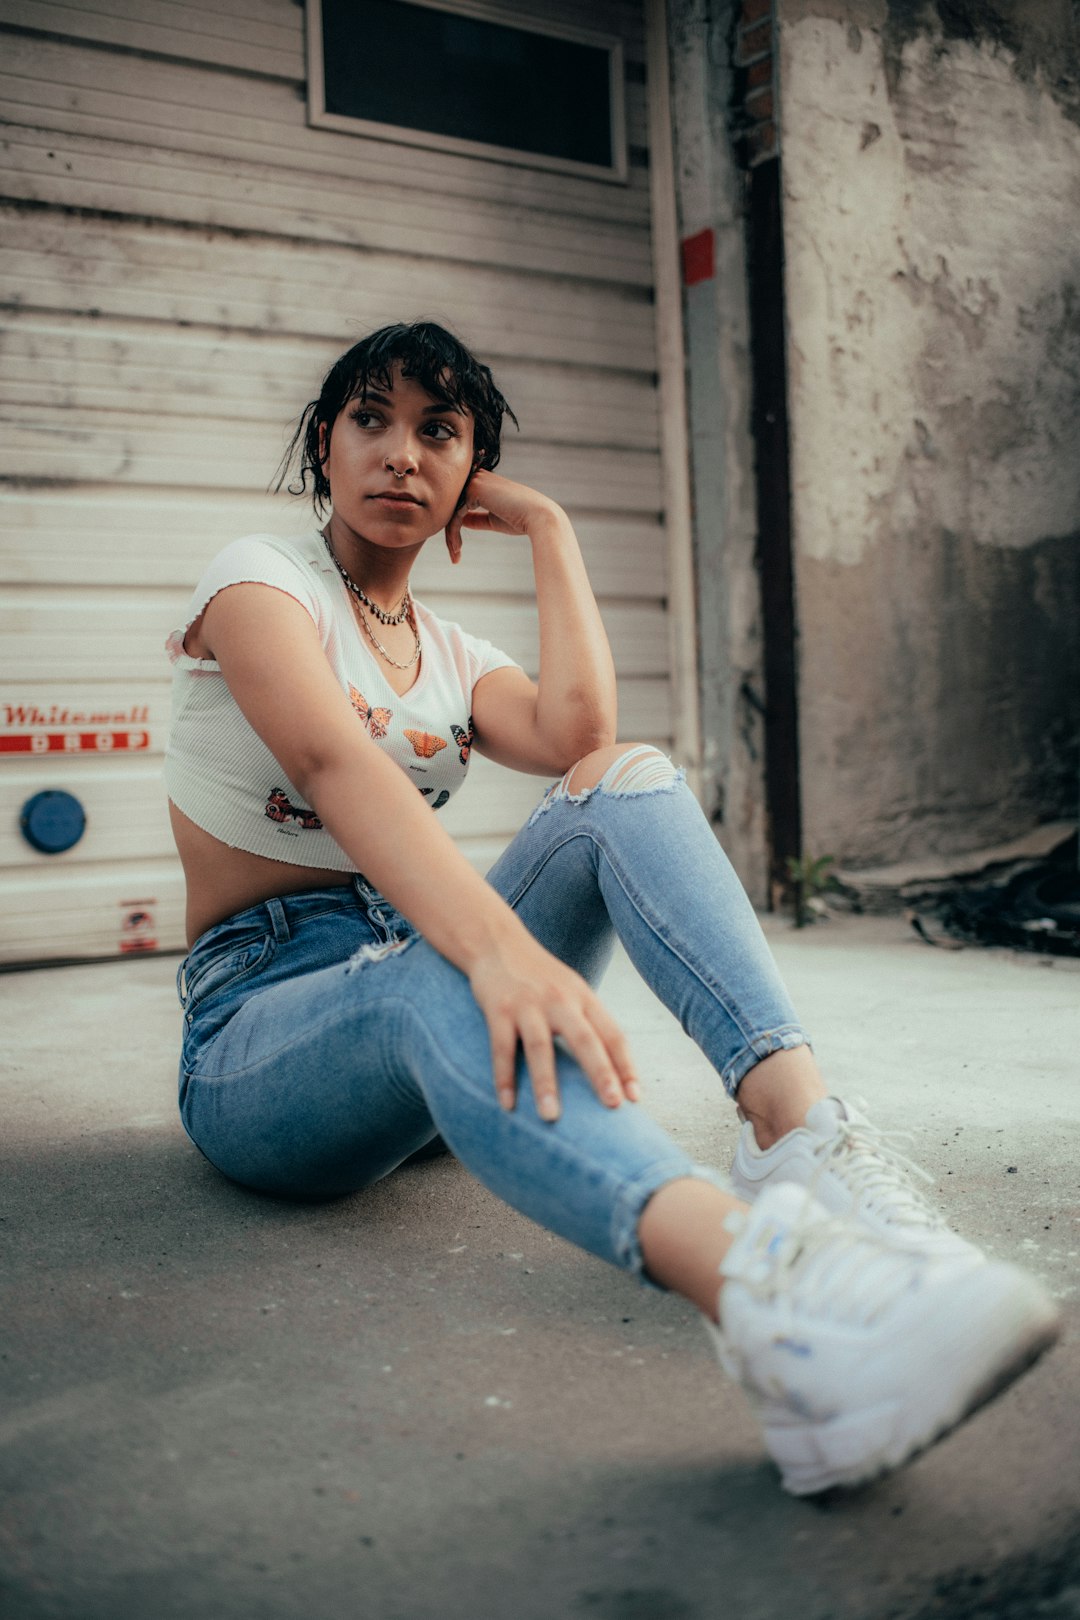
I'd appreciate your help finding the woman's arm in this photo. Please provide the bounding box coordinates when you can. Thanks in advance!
[197,581,639,1120]
[446,472,617,774]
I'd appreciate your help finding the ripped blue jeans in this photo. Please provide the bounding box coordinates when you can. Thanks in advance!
[177,748,810,1282]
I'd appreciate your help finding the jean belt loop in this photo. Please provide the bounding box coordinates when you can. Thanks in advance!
[265,897,291,943]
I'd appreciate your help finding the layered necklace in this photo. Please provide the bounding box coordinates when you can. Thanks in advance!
[324,535,421,671]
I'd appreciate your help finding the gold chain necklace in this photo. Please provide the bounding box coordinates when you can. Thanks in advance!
[354,597,421,670]
[323,535,412,624]
[324,534,420,669]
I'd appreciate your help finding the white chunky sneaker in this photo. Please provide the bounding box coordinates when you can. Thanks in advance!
[730,1096,983,1265]
[708,1183,1061,1496]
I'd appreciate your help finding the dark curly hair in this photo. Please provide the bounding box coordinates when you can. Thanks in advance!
[276,320,518,514]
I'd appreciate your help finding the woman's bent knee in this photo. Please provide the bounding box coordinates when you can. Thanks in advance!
[526,746,684,828]
[561,744,679,798]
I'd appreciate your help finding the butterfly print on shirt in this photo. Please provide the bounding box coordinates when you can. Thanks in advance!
[419,788,451,810]
[451,717,474,766]
[349,686,392,740]
[264,788,323,831]
[404,729,447,759]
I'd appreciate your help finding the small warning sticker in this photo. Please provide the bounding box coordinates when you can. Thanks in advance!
[119,899,158,954]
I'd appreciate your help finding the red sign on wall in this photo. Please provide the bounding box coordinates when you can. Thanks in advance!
[0,730,150,755]
[1,700,151,758]
[681,227,716,288]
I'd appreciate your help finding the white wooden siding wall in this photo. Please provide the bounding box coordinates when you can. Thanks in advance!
[0,0,671,965]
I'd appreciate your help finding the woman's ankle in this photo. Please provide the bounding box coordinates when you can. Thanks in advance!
[638,1178,746,1322]
[735,1048,828,1151]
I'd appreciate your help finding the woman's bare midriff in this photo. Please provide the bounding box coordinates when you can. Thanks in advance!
[169,801,354,947]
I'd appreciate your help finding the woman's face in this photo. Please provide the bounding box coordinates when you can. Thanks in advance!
[321,364,475,546]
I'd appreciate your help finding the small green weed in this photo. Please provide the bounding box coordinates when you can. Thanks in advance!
[786,852,840,928]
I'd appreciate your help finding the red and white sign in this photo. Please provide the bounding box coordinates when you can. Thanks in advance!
[1,700,151,758]
[1,730,149,755]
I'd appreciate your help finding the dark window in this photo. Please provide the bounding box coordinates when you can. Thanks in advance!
[309,0,624,178]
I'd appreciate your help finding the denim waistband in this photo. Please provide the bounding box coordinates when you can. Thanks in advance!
[191,876,392,953]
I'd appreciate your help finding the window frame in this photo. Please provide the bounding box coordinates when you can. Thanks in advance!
[305,0,629,184]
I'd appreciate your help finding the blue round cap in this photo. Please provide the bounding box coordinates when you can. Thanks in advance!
[20,790,87,854]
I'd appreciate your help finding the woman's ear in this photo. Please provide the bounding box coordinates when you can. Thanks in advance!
[317,420,329,465]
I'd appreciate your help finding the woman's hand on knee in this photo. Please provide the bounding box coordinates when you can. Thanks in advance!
[468,939,640,1122]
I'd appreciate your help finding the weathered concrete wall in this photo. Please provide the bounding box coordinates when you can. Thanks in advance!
[667,0,770,903]
[778,0,1080,867]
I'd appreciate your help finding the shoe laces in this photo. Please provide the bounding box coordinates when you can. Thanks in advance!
[722,1192,921,1331]
[808,1108,944,1233]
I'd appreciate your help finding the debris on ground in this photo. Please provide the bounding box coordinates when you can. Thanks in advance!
[906,834,1080,956]
[834,827,1080,956]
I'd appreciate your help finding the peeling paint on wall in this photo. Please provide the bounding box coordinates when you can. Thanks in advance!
[778,5,1080,863]
[882,0,1080,130]
[781,16,1080,565]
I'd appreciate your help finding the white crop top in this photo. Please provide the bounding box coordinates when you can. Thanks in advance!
[164,530,519,870]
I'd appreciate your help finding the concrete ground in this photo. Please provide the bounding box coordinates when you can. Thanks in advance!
[2,914,1079,1620]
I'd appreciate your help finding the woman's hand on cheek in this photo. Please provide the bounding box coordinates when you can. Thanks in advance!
[445,499,467,565]
[444,463,492,564]
[453,470,562,541]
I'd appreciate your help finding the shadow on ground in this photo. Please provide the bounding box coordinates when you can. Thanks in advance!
[1,1127,1077,1620]
[2,929,1079,1619]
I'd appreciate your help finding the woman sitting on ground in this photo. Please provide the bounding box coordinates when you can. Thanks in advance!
[165,321,1058,1496]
